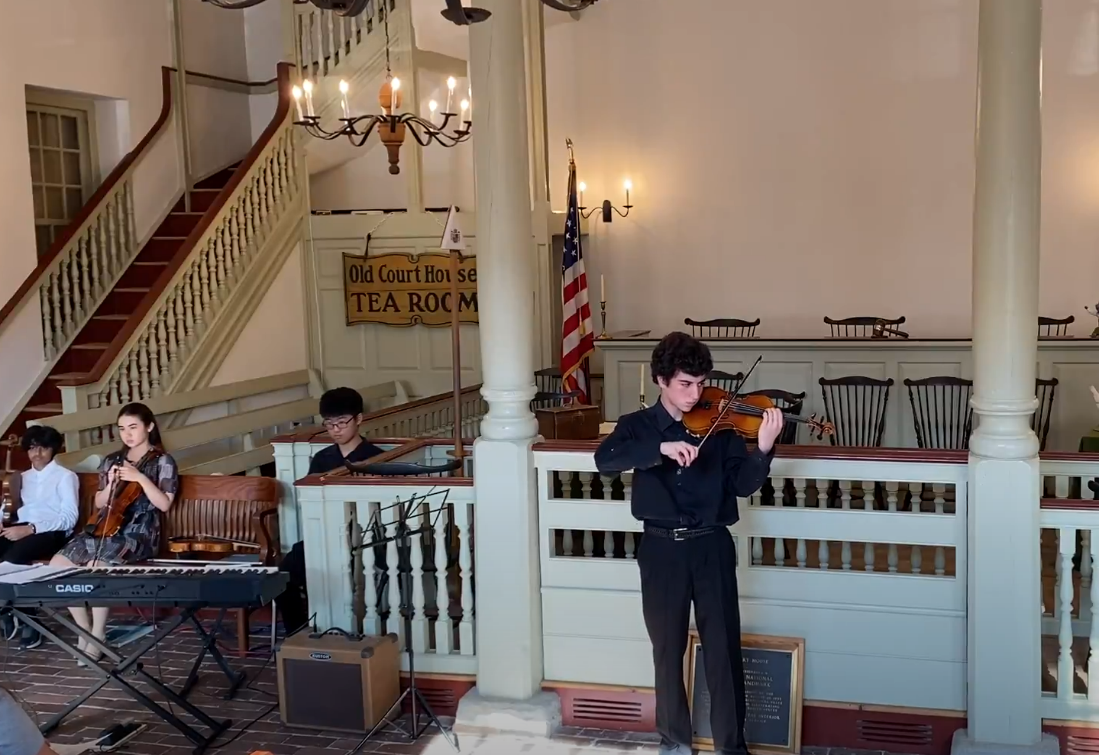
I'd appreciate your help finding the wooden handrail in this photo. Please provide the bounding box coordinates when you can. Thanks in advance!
[57,61,294,389]
[0,66,174,334]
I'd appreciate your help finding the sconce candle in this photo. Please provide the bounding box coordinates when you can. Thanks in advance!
[445,76,456,113]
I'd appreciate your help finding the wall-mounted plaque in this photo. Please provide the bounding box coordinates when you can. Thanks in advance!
[685,629,805,754]
[343,251,478,327]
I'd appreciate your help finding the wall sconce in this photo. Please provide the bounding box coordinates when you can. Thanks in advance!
[578,180,633,222]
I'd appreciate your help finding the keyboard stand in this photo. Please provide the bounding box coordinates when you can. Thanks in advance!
[179,607,246,700]
[12,604,233,755]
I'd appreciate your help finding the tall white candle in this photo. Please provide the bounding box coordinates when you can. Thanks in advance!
[600,274,605,303]
[640,364,646,399]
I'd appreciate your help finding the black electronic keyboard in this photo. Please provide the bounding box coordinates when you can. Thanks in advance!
[0,563,287,607]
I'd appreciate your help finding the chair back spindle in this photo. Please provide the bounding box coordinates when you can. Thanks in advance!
[824,316,906,339]
[818,376,894,447]
[904,376,974,450]
[1033,377,1058,451]
[684,318,760,339]
[1038,316,1073,338]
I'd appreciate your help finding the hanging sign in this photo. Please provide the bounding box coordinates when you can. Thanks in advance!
[342,251,478,327]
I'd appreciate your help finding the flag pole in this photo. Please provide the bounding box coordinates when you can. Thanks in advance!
[449,247,464,473]
[441,206,466,475]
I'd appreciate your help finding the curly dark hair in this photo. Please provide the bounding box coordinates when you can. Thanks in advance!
[21,424,63,455]
[650,331,713,385]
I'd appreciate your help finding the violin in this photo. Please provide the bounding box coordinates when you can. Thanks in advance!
[0,435,17,526]
[86,447,163,538]
[683,386,835,442]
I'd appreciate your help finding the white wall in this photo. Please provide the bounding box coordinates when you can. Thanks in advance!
[212,244,308,386]
[181,0,255,178]
[543,0,1099,339]
[309,0,1099,340]
[244,0,287,142]
[0,0,184,427]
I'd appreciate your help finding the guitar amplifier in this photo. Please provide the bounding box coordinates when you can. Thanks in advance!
[276,630,400,733]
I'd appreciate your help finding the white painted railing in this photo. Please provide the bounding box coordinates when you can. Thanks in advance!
[1038,454,1099,722]
[534,443,969,711]
[36,372,404,476]
[59,64,302,419]
[294,439,476,676]
[295,0,394,84]
[274,384,486,548]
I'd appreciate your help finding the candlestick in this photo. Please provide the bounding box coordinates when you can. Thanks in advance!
[598,300,608,338]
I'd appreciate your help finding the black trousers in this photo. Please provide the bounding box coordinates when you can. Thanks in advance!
[278,540,309,633]
[638,526,748,755]
[0,530,68,564]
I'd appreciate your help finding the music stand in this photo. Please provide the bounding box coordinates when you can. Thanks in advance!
[344,459,463,754]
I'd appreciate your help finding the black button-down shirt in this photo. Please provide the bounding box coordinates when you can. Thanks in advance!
[594,401,773,528]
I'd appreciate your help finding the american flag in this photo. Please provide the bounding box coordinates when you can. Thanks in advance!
[560,148,595,405]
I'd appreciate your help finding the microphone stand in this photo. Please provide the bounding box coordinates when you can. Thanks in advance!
[347,488,460,754]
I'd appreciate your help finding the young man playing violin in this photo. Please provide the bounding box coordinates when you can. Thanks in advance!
[594,331,783,755]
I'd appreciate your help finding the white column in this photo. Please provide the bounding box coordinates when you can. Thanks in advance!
[955,2,1057,755]
[455,0,560,737]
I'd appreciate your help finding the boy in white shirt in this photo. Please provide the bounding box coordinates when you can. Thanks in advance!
[0,426,79,649]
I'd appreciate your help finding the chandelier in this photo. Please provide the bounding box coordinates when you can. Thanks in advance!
[290,5,471,174]
[202,0,600,18]
[202,0,370,13]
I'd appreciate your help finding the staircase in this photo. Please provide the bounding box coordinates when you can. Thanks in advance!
[5,165,240,444]
[0,0,406,462]
[0,61,305,463]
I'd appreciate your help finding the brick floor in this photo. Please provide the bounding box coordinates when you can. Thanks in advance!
[0,613,914,755]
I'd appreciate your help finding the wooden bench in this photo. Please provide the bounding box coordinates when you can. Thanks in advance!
[73,473,280,655]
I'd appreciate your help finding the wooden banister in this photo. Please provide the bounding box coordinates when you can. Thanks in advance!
[57,62,294,389]
[0,66,174,333]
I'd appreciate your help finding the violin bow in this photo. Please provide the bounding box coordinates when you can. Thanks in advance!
[696,355,763,452]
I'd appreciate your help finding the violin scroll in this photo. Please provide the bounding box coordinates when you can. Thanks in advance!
[802,414,836,442]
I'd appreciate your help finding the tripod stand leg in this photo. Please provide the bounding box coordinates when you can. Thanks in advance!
[347,687,413,755]
[410,685,459,751]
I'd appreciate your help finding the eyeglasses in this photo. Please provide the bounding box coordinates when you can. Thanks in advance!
[322,416,355,431]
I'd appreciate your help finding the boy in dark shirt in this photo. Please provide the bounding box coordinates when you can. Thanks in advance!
[279,387,385,634]
[595,332,782,755]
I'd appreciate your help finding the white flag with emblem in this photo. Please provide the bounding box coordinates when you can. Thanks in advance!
[440,205,465,250]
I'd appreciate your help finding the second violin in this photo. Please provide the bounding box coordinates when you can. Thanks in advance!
[85,447,163,538]
[683,386,834,442]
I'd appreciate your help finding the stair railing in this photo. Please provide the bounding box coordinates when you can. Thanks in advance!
[296,0,394,83]
[0,68,175,363]
[57,62,301,417]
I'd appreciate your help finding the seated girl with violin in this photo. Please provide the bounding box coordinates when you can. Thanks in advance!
[50,402,178,662]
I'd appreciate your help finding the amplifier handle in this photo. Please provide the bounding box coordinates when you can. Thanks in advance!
[308,627,364,641]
